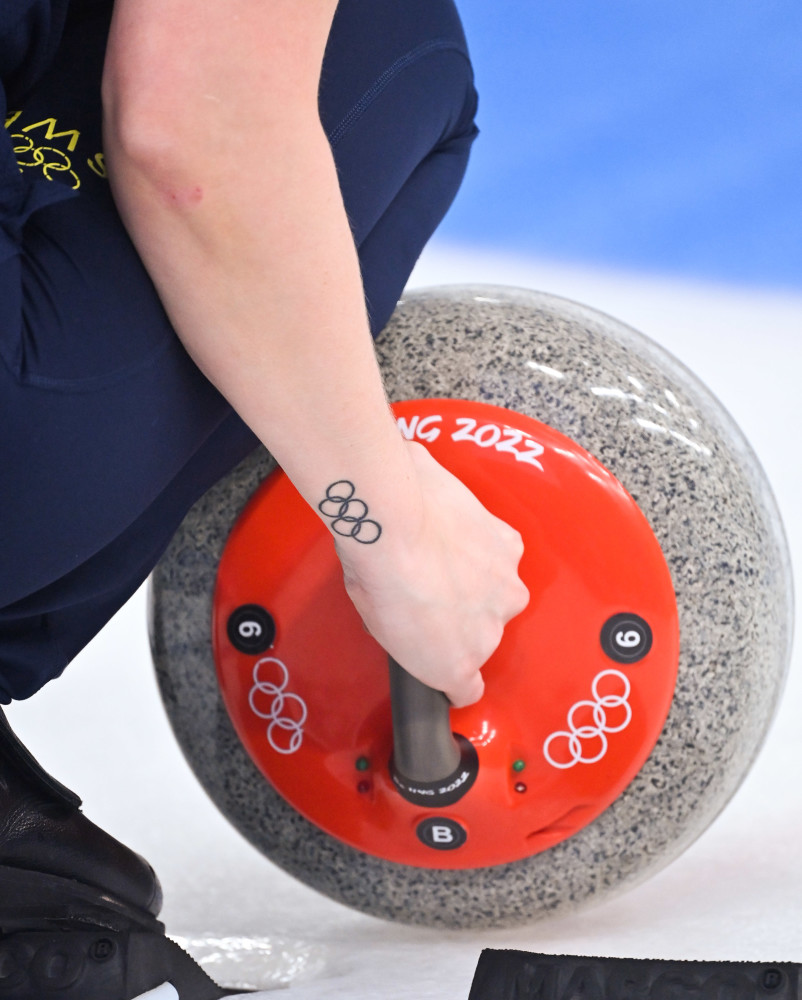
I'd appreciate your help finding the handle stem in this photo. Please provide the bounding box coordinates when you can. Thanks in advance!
[388,656,461,783]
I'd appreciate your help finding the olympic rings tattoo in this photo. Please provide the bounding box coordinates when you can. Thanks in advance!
[318,480,382,544]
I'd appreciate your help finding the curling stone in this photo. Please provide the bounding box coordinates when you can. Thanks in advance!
[149,286,793,929]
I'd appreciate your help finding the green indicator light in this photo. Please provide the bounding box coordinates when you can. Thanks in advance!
[356,756,370,772]
[512,759,526,772]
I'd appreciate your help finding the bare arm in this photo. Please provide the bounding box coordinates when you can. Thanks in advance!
[102,0,528,706]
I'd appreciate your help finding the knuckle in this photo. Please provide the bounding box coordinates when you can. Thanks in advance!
[513,580,530,614]
[469,675,486,705]
[452,673,485,709]
[500,523,524,556]
[481,621,505,658]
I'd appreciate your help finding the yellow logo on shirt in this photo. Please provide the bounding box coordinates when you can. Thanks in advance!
[4,111,106,189]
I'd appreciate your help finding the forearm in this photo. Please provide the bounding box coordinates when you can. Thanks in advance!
[108,128,412,521]
[102,10,419,546]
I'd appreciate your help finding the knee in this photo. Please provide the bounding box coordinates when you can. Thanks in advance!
[321,0,478,153]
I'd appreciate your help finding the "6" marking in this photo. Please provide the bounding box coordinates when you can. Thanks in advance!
[600,613,652,664]
[227,605,276,654]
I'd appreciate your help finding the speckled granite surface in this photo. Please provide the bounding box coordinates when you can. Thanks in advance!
[149,286,793,928]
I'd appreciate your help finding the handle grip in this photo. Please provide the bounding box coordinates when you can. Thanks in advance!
[388,656,461,783]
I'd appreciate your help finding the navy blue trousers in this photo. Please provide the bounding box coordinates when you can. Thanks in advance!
[0,0,478,702]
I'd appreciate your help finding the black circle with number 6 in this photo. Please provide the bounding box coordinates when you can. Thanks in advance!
[227,604,276,654]
[600,613,653,664]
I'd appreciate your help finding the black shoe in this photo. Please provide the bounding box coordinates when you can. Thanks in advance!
[0,707,161,934]
[0,928,234,999]
[0,709,242,998]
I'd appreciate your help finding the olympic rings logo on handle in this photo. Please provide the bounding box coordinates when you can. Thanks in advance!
[543,670,632,769]
[248,657,308,755]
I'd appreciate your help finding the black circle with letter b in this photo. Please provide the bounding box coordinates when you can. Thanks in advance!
[416,817,467,851]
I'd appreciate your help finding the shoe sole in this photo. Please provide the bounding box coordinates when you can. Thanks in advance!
[0,928,238,999]
[0,865,163,935]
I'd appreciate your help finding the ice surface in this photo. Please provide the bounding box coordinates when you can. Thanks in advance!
[7,245,802,998]
[137,986,178,1000]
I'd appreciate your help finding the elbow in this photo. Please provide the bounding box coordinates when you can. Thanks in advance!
[101,0,334,193]
[101,41,233,195]
[102,74,323,206]
[102,70,192,186]
[102,81,232,219]
[102,89,226,232]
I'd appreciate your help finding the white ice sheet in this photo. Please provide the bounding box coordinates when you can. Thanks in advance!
[7,247,802,997]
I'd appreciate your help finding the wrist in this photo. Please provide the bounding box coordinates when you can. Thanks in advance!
[330,441,432,583]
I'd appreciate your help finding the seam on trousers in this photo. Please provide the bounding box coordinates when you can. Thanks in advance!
[328,39,472,149]
[7,330,179,393]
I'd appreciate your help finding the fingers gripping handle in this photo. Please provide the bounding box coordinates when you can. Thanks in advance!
[388,657,479,806]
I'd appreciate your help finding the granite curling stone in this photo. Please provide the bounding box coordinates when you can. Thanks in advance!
[149,286,793,929]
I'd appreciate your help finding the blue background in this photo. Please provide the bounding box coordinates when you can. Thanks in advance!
[439,2,802,290]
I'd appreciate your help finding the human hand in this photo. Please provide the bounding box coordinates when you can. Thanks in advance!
[335,443,529,708]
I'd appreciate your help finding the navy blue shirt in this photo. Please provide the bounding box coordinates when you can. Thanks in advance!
[1,1,71,105]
